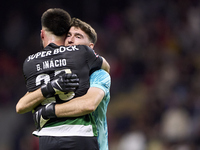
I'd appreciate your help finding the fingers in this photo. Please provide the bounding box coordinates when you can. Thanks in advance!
[63,73,78,79]
[70,73,78,78]
[59,73,79,83]
[65,82,79,87]
[68,78,79,83]
[63,73,79,83]
[64,87,76,92]
[55,72,78,80]
[57,73,79,92]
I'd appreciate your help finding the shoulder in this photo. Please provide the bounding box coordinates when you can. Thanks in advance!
[91,69,110,78]
[90,69,111,89]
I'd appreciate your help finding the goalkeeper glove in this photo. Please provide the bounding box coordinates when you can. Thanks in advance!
[33,102,56,130]
[41,73,79,98]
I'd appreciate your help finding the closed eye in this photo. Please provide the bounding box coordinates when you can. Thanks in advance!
[75,33,84,39]
[67,33,71,37]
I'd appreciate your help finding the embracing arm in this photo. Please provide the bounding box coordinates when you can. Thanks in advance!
[55,87,105,117]
[16,89,45,114]
[16,73,79,114]
[33,86,105,130]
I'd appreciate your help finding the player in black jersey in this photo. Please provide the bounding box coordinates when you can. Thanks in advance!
[17,9,109,114]
[16,8,110,150]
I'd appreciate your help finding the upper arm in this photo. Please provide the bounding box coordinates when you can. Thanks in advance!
[101,57,110,73]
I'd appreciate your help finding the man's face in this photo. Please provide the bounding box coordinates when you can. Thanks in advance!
[65,26,93,48]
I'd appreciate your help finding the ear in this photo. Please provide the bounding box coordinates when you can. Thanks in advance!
[88,43,94,49]
[40,29,44,40]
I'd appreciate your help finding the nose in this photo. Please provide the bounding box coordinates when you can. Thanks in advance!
[65,36,74,46]
[68,36,74,44]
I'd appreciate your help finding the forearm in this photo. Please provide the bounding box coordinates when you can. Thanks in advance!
[16,73,79,114]
[55,87,104,117]
[16,88,45,114]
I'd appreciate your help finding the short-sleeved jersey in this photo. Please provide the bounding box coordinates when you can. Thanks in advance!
[23,43,102,103]
[90,69,111,150]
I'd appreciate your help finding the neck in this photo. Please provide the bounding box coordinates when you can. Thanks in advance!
[46,36,65,46]
[42,30,66,47]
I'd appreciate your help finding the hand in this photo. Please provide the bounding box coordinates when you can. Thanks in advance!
[32,103,56,130]
[41,73,79,98]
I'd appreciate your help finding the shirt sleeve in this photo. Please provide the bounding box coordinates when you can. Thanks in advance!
[83,45,103,75]
[90,69,111,150]
[89,69,111,95]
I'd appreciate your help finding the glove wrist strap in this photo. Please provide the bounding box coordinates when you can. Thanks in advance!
[43,103,56,119]
[41,82,55,98]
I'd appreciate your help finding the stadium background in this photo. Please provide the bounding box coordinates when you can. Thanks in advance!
[1,0,200,149]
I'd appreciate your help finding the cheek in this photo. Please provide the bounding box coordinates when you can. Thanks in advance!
[74,39,85,45]
[64,40,68,46]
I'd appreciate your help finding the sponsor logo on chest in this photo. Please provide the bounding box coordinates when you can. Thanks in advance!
[27,45,79,62]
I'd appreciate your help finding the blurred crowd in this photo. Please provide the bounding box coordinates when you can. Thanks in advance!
[1,0,200,149]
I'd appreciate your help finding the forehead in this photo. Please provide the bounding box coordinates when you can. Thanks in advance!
[69,26,86,36]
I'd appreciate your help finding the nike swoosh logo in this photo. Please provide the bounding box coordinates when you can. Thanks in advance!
[55,79,62,90]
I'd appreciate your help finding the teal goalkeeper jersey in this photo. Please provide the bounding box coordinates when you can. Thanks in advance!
[90,69,111,150]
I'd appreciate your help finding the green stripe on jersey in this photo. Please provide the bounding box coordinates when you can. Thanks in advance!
[33,114,97,136]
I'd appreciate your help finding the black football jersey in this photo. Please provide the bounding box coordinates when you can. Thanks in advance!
[23,43,102,102]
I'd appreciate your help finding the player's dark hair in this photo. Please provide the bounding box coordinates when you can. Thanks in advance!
[70,18,97,44]
[41,8,71,36]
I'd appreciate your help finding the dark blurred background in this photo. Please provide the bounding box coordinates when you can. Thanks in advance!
[1,0,200,149]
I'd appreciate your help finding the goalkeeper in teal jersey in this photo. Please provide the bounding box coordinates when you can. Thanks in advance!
[90,69,110,150]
